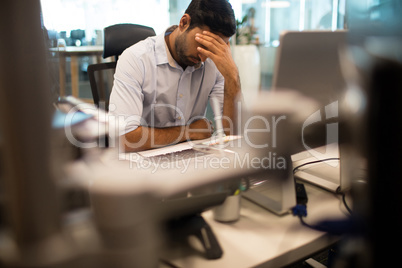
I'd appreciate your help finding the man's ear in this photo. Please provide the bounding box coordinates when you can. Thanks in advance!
[179,14,191,32]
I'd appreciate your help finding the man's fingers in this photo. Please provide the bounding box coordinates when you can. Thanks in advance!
[195,34,219,52]
[195,34,219,47]
[201,31,226,45]
[195,31,227,51]
[197,46,214,59]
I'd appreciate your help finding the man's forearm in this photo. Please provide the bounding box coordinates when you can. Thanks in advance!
[222,73,241,135]
[121,118,214,152]
[121,125,186,152]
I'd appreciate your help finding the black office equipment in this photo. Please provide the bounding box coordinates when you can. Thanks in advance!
[160,192,228,260]
[166,214,223,260]
[295,183,308,205]
[328,1,402,267]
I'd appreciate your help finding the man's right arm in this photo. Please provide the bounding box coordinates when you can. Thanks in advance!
[121,118,213,152]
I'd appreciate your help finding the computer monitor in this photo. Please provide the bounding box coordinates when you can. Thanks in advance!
[271,30,348,136]
[271,30,353,193]
[272,30,348,108]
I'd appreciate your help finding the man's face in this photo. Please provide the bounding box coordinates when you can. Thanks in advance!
[175,26,229,67]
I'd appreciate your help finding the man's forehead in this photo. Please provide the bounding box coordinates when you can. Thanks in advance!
[195,26,231,42]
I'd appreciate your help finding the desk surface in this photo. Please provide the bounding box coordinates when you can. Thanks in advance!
[161,183,347,268]
[49,45,103,55]
[68,144,348,267]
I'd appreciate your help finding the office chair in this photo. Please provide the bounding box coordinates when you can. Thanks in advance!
[87,24,156,110]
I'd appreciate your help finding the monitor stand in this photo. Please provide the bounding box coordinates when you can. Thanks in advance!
[165,214,223,260]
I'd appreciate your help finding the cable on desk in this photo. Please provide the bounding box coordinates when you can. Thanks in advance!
[292,158,341,204]
[292,158,340,174]
[291,158,355,235]
[336,188,353,215]
[292,204,354,236]
[291,204,325,232]
[292,157,352,214]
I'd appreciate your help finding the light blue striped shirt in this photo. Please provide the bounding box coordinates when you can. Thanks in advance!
[109,28,224,135]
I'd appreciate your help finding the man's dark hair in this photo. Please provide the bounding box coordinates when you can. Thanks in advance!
[185,0,236,37]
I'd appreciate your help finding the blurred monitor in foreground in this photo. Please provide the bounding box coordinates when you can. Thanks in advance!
[271,30,352,193]
[342,0,402,267]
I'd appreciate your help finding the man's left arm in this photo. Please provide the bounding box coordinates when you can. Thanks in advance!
[195,31,241,135]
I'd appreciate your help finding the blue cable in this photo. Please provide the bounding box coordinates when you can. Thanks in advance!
[292,204,354,236]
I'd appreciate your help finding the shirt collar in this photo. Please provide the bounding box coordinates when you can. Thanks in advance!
[165,37,179,69]
[155,30,169,66]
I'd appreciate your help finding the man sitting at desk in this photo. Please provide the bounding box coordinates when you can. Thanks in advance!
[109,0,241,152]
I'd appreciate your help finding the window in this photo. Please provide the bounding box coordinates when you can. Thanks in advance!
[40,0,346,98]
[237,0,346,89]
[41,0,170,46]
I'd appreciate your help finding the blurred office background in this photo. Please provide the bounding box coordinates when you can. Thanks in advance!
[40,0,346,100]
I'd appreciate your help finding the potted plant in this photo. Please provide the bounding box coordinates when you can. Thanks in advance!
[233,8,261,102]
[235,12,258,45]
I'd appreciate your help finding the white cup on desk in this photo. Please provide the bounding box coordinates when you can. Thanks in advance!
[212,192,241,223]
[57,39,66,50]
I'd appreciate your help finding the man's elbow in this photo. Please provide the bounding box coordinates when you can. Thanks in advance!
[119,127,149,152]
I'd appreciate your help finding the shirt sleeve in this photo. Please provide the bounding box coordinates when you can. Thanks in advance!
[109,49,145,135]
[209,71,225,115]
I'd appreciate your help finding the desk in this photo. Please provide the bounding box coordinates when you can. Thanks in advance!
[115,140,347,267]
[50,46,103,98]
[161,183,347,268]
[67,142,348,267]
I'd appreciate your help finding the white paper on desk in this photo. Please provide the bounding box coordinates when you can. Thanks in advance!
[134,135,242,157]
[138,142,193,158]
[200,135,242,146]
[119,135,242,161]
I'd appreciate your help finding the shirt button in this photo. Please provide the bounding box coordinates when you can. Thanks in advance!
[177,116,182,120]
[179,94,183,98]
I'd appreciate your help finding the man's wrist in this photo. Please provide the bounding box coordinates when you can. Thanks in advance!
[223,67,240,82]
[224,73,241,97]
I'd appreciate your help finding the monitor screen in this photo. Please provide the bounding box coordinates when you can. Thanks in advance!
[272,30,348,109]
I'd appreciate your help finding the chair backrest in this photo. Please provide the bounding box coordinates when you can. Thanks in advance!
[87,24,156,109]
[87,61,117,110]
[103,23,156,60]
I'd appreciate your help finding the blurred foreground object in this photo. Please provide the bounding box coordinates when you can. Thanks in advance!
[332,1,402,267]
[0,1,159,267]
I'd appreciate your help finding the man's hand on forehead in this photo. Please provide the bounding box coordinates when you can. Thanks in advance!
[195,31,237,80]
[196,31,230,46]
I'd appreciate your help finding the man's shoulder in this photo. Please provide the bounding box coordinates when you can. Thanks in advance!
[121,34,158,61]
